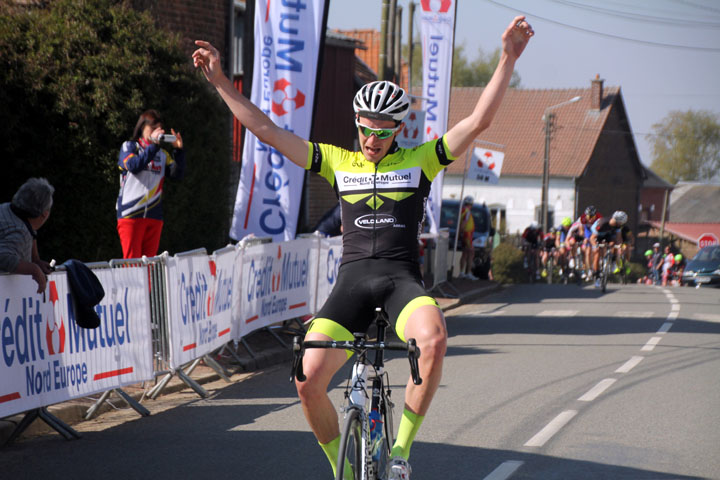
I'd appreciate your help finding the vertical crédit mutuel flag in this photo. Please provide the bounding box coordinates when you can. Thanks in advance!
[230,0,328,242]
[419,0,456,233]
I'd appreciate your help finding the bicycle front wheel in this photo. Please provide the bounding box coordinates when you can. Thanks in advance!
[337,407,366,480]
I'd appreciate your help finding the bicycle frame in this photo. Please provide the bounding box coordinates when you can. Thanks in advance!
[290,309,422,480]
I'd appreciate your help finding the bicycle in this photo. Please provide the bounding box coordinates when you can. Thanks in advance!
[523,244,539,283]
[291,308,422,480]
[597,242,618,293]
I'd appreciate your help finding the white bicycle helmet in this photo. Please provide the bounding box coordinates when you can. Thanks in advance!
[353,81,410,122]
[612,210,628,225]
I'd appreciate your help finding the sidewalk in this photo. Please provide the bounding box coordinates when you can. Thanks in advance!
[0,278,499,446]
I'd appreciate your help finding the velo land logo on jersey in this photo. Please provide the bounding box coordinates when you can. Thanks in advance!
[271,78,306,116]
[420,0,452,13]
[355,214,397,230]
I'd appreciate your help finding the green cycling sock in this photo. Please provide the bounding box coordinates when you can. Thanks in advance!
[391,408,425,460]
[320,436,353,480]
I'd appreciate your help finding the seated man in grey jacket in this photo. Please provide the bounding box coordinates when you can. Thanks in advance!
[0,177,55,293]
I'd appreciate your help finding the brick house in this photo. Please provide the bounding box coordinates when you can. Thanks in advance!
[443,76,645,242]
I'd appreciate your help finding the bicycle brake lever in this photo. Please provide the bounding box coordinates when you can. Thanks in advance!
[406,339,423,385]
[290,336,306,382]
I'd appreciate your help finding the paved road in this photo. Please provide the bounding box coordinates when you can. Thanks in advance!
[1,283,719,479]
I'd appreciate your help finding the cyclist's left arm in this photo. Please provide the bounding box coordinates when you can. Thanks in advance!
[444,17,532,157]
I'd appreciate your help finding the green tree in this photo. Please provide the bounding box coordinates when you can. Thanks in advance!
[648,110,720,184]
[0,0,231,262]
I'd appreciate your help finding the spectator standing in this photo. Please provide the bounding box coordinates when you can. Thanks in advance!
[650,242,662,285]
[459,196,477,280]
[116,109,185,258]
[0,178,55,293]
[661,245,675,286]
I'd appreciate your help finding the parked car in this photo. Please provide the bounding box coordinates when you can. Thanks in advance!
[438,199,495,279]
[682,245,720,287]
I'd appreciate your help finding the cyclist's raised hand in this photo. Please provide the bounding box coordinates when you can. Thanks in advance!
[193,40,223,84]
[503,16,534,60]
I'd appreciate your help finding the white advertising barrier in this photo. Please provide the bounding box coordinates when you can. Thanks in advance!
[0,269,153,418]
[238,238,317,338]
[314,235,342,314]
[165,252,236,369]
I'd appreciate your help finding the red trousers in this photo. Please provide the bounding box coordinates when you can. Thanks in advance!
[117,218,163,259]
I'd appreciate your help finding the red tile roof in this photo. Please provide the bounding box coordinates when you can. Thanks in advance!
[444,85,620,178]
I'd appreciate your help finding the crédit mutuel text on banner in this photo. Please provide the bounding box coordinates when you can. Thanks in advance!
[230,0,327,242]
[419,0,456,234]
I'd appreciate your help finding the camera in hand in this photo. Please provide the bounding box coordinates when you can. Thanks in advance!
[156,134,177,143]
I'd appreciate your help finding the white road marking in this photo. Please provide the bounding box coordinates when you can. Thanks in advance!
[671,303,680,311]
[657,322,673,334]
[662,289,672,295]
[616,356,644,373]
[669,297,679,304]
[524,410,578,447]
[483,461,524,480]
[479,310,506,316]
[537,310,577,317]
[614,311,654,318]
[641,336,662,351]
[667,311,679,320]
[578,378,617,402]
[694,313,720,323]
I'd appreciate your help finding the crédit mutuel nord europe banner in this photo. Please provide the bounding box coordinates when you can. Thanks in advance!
[230,0,328,242]
[419,0,456,233]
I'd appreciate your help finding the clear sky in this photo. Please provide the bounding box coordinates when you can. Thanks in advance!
[327,0,720,167]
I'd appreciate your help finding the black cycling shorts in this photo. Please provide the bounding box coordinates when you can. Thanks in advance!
[308,258,438,343]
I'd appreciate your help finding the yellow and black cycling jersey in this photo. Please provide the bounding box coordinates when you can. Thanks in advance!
[306,137,456,265]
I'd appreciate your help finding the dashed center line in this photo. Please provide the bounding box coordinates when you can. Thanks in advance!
[657,322,673,334]
[524,410,578,447]
[537,310,577,317]
[616,356,644,373]
[641,336,662,351]
[614,311,653,318]
[483,461,524,480]
[578,378,617,402]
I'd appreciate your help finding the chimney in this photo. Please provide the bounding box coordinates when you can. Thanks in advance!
[591,74,604,110]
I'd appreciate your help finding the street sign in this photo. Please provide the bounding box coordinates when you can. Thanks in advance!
[467,147,504,184]
[697,233,719,248]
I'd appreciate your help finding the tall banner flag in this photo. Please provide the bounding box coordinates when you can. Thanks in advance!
[419,0,456,234]
[230,0,328,242]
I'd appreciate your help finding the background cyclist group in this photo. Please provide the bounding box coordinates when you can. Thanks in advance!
[521,205,633,288]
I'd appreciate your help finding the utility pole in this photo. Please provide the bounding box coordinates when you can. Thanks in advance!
[407,2,415,91]
[387,0,397,80]
[380,0,389,80]
[541,112,554,232]
[395,6,402,85]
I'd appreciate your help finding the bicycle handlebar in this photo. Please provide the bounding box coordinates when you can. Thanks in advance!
[290,336,423,386]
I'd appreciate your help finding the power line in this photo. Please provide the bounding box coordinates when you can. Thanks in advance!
[547,0,720,28]
[671,0,720,16]
[482,0,720,52]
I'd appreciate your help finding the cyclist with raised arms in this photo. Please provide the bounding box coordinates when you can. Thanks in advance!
[194,16,533,480]
[590,210,626,288]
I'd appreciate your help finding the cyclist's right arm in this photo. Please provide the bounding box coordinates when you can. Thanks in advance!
[192,40,309,168]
